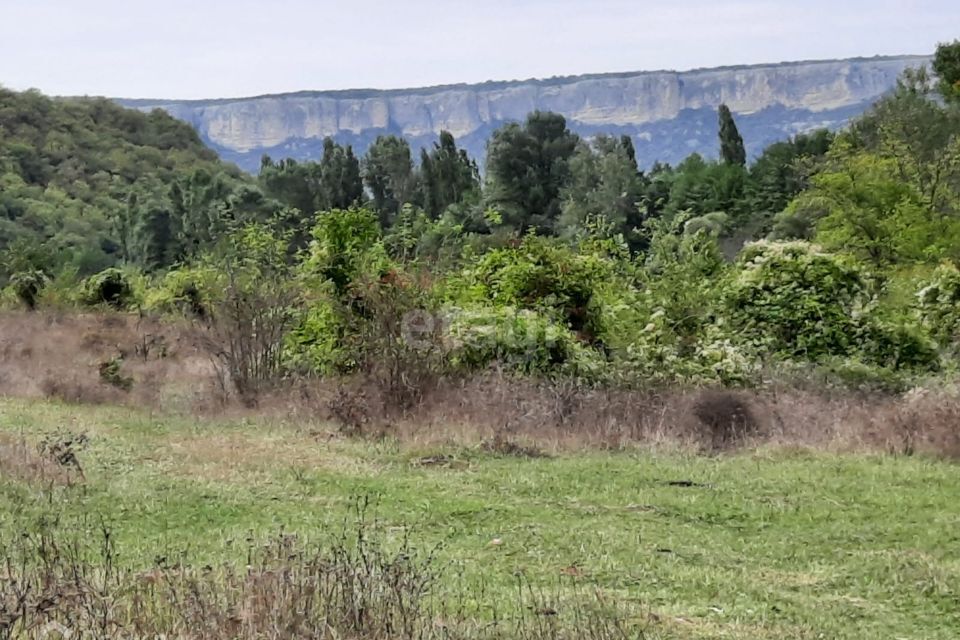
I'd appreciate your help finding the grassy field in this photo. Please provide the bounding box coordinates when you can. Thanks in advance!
[1,398,959,639]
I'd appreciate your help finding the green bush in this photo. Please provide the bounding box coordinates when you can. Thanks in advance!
[458,234,611,342]
[445,306,604,379]
[303,207,387,296]
[144,267,215,317]
[285,291,346,374]
[80,268,134,309]
[9,269,47,310]
[916,263,960,356]
[618,311,759,387]
[857,317,939,371]
[726,241,867,360]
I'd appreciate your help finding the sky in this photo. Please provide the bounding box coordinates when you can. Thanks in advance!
[1,0,957,100]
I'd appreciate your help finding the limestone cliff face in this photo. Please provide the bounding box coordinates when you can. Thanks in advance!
[121,55,930,172]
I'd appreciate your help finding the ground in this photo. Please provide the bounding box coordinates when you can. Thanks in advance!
[1,398,957,639]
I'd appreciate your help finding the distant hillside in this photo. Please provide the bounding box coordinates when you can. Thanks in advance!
[119,55,931,172]
[0,87,243,276]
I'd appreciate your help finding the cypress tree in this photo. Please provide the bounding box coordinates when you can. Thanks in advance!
[718,104,747,166]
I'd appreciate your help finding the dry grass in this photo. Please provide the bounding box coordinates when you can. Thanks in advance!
[2,311,960,459]
[0,311,216,411]
[0,514,637,640]
[0,433,80,487]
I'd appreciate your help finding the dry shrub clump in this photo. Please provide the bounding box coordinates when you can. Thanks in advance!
[0,514,639,640]
[0,432,85,486]
[689,390,761,452]
[888,387,960,458]
[0,311,214,411]
[315,374,960,458]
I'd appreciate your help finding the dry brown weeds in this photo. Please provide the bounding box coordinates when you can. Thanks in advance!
[2,311,959,459]
[0,433,80,487]
[0,515,638,640]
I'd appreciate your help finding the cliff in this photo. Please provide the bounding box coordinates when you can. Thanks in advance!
[119,55,931,172]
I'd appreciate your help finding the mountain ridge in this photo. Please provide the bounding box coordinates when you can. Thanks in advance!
[117,54,932,172]
[117,54,929,104]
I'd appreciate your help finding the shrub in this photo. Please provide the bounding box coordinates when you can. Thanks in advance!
[348,270,447,410]
[196,225,303,400]
[857,317,939,372]
[916,262,960,356]
[461,234,611,342]
[619,316,758,387]
[80,267,133,309]
[285,291,347,374]
[638,225,727,348]
[445,306,605,379]
[692,390,759,451]
[144,266,215,317]
[303,207,386,296]
[98,356,134,391]
[9,269,47,310]
[726,241,867,360]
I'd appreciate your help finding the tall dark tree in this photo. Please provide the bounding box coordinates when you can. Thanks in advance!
[934,39,960,103]
[484,111,579,233]
[362,135,417,227]
[319,138,364,210]
[718,104,747,167]
[132,201,178,271]
[419,131,479,218]
[620,135,637,167]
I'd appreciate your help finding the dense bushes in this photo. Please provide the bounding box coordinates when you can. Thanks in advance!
[916,263,960,350]
[80,268,134,309]
[726,242,867,359]
[2,208,954,396]
[457,235,611,341]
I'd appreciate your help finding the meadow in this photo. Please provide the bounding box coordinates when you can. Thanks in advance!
[2,398,958,639]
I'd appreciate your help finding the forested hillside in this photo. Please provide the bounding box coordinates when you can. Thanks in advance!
[0,88,247,277]
[2,40,960,394]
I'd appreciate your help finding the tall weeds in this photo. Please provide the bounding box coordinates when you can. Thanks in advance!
[0,510,641,640]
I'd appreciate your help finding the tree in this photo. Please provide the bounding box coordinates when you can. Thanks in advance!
[0,85,237,281]
[558,135,646,247]
[850,68,960,218]
[718,104,747,167]
[783,144,960,268]
[169,168,236,259]
[748,129,833,215]
[259,157,324,220]
[362,135,417,227]
[319,138,364,210]
[132,201,178,271]
[663,153,747,224]
[934,39,960,103]
[419,131,479,219]
[484,111,579,233]
[726,241,867,359]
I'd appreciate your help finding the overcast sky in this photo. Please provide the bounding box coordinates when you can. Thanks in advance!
[1,0,957,99]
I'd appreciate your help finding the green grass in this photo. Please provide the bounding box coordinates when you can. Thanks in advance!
[1,397,959,639]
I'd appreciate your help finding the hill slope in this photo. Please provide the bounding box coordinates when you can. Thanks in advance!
[0,87,244,276]
[120,55,931,171]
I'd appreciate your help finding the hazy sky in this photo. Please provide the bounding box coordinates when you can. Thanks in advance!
[1,0,957,99]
